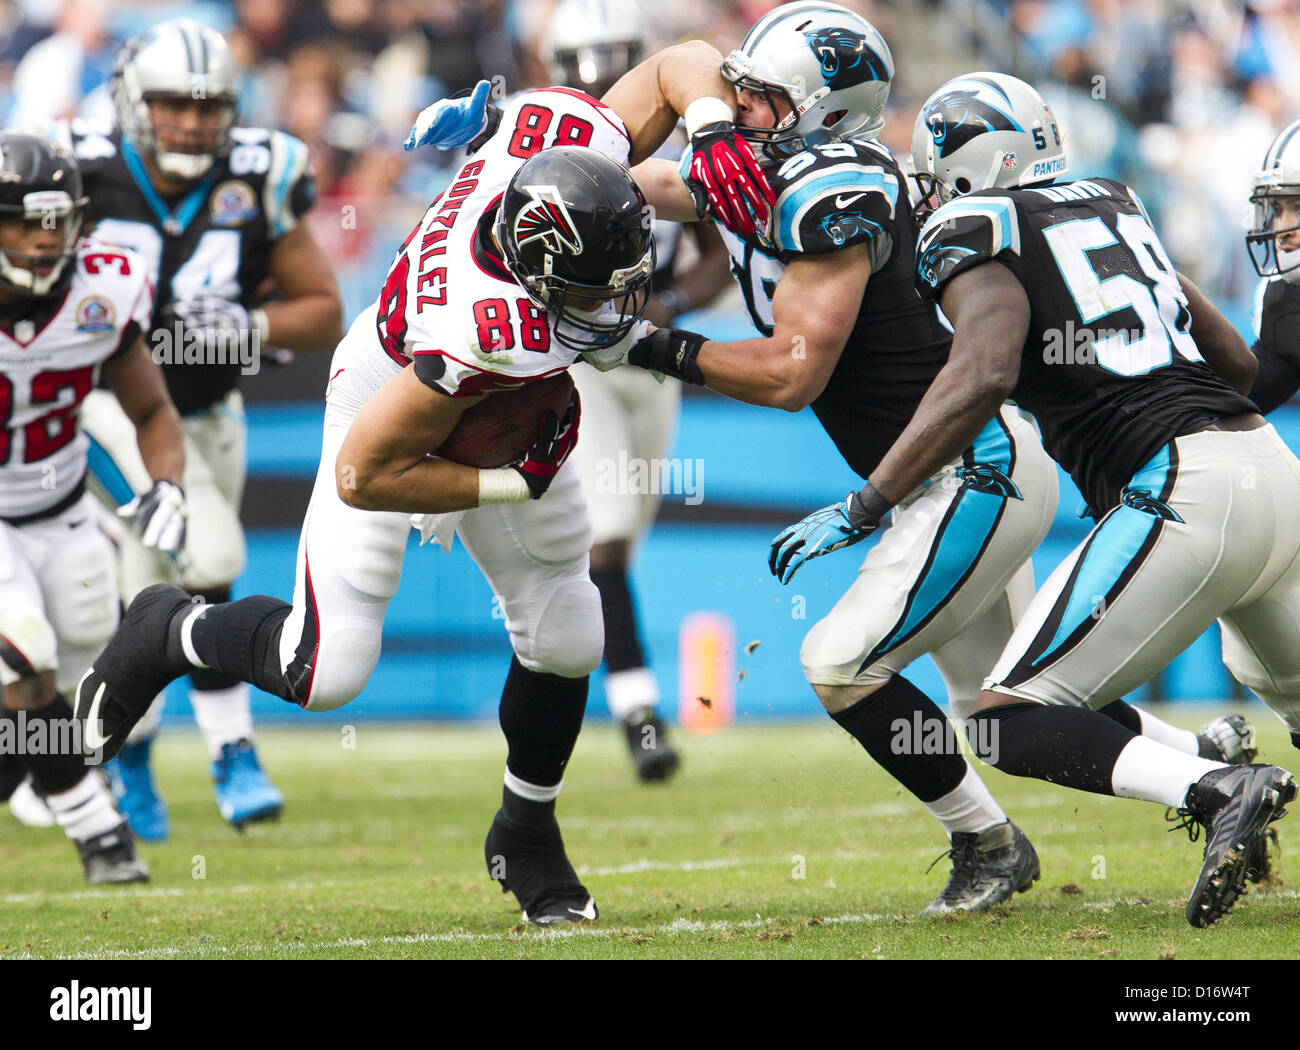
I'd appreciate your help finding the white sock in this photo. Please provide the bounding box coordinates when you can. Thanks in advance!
[47,773,121,841]
[125,694,165,744]
[190,684,254,759]
[1134,706,1200,755]
[1111,736,1225,808]
[605,667,660,721]
[924,762,1008,836]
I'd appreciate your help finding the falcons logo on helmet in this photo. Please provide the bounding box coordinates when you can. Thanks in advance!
[513,185,584,256]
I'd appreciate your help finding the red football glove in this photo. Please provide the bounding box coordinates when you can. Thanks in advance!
[688,122,776,237]
[512,391,581,499]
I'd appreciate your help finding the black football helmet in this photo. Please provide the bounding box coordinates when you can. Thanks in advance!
[0,133,88,298]
[496,146,655,350]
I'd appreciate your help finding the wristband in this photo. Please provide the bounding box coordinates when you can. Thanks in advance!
[629,327,706,385]
[848,481,893,528]
[685,96,735,138]
[478,467,531,505]
[251,308,270,346]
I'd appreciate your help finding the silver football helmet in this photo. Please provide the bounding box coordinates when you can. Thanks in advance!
[911,72,1067,205]
[721,1,894,162]
[112,19,239,182]
[1248,119,1300,284]
[542,0,649,99]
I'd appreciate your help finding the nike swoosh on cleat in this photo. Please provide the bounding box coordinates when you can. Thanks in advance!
[835,193,866,208]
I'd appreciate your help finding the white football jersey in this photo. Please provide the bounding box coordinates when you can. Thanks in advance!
[0,238,152,519]
[370,88,633,398]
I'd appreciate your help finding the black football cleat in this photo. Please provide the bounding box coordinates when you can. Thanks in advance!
[1197,714,1258,764]
[1179,764,1296,928]
[74,584,194,763]
[623,712,681,783]
[76,822,150,885]
[484,808,597,925]
[1243,826,1280,885]
[921,821,1040,916]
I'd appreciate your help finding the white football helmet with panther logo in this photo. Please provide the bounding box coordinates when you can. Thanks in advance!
[721,1,894,161]
[1248,119,1300,284]
[911,72,1067,204]
[112,19,239,182]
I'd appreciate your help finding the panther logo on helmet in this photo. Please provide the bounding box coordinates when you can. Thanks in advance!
[804,27,889,90]
[923,85,1023,159]
[514,186,584,256]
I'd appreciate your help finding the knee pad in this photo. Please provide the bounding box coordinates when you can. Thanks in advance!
[0,613,57,686]
[301,617,383,711]
[181,512,246,591]
[800,613,890,688]
[520,576,604,679]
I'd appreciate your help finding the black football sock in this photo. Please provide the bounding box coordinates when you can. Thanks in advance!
[187,586,242,691]
[9,694,89,795]
[1097,697,1141,733]
[1292,731,1300,752]
[590,567,646,673]
[186,596,297,703]
[830,675,967,804]
[498,657,587,821]
[968,702,1133,796]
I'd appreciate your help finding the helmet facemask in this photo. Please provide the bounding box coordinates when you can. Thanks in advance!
[500,217,656,350]
[0,190,86,298]
[1247,187,1300,284]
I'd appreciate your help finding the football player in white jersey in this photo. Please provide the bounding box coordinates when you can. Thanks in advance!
[71,45,776,924]
[41,21,343,839]
[542,0,734,782]
[0,133,187,883]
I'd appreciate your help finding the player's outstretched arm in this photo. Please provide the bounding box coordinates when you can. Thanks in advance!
[867,263,1027,504]
[629,158,702,223]
[103,336,185,490]
[1178,273,1258,395]
[629,246,870,408]
[262,221,344,353]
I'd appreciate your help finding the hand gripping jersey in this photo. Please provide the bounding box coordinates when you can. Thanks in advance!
[54,119,315,415]
[915,178,1256,515]
[704,138,951,478]
[0,238,152,520]
[1249,276,1300,414]
[371,88,632,399]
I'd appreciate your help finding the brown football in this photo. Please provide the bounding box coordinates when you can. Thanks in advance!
[435,372,575,468]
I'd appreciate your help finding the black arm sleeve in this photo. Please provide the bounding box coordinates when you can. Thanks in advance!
[1249,292,1300,414]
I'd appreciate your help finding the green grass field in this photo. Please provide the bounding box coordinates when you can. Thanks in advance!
[4,709,1299,960]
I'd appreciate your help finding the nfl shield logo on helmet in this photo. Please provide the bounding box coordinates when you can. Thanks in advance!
[76,295,116,332]
[514,185,584,256]
[1002,152,1018,171]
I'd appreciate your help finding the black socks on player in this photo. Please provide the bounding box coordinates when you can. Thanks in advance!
[967,701,1133,796]
[830,675,967,804]
[3,694,89,795]
[499,656,588,791]
[1096,697,1142,734]
[185,596,296,703]
[589,568,646,674]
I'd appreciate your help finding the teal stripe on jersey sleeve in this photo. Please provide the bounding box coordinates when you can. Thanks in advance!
[777,170,897,251]
[86,434,138,507]
[270,132,308,238]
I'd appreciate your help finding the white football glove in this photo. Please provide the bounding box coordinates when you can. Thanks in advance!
[171,296,252,350]
[119,480,187,555]
[581,318,655,373]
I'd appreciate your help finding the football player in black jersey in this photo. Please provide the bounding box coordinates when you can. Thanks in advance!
[771,70,1298,928]
[619,5,1256,915]
[49,20,343,839]
[1247,118,1300,417]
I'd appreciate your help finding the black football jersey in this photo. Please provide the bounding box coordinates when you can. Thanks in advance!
[56,119,316,415]
[915,177,1256,514]
[1249,276,1300,413]
[710,139,952,478]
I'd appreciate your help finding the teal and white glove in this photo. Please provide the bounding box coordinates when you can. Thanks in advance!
[768,483,892,585]
[404,80,493,151]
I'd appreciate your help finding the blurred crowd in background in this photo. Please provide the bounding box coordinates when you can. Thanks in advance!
[0,0,1294,321]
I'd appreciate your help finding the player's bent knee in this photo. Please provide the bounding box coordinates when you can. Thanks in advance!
[521,576,604,678]
[300,623,382,711]
[0,614,58,688]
